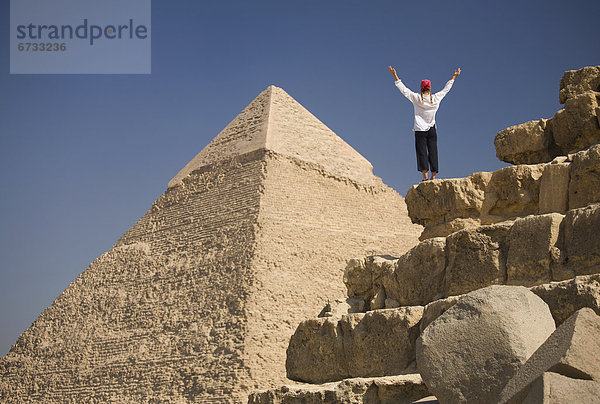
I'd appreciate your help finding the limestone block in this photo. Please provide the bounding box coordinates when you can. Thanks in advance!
[531,274,600,326]
[418,217,481,241]
[286,307,424,383]
[494,119,554,165]
[498,308,600,404]
[481,164,546,222]
[550,92,600,153]
[318,298,352,318]
[248,374,431,404]
[539,163,570,214]
[563,203,600,276]
[416,285,555,404]
[445,221,512,296]
[506,213,564,286]
[285,317,346,383]
[559,65,600,104]
[384,238,447,306]
[568,144,600,209]
[405,172,492,228]
[509,372,600,404]
[419,295,462,334]
[343,256,398,309]
[344,258,374,298]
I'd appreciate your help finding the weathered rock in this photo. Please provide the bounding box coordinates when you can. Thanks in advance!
[550,92,600,153]
[247,374,431,404]
[419,295,461,334]
[563,203,600,276]
[506,372,600,404]
[416,285,555,404]
[343,256,398,308]
[539,162,570,214]
[498,308,600,404]
[481,164,546,222]
[531,274,600,325]
[506,213,564,286]
[405,172,491,236]
[494,119,555,165]
[344,258,375,298]
[384,238,446,306]
[559,65,600,104]
[318,298,352,318]
[418,218,481,241]
[568,144,600,209]
[445,221,512,296]
[286,307,424,383]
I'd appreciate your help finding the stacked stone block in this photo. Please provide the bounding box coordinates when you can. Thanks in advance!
[256,66,600,404]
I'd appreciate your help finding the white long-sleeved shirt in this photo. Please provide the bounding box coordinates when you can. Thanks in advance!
[394,78,454,131]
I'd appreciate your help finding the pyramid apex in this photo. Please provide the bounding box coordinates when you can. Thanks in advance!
[168,86,376,188]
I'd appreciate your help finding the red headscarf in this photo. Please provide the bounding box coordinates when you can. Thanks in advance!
[421,79,431,92]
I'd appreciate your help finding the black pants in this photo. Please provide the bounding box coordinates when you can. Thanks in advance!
[415,125,438,173]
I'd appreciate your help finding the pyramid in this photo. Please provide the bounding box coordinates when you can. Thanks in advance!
[0,86,421,403]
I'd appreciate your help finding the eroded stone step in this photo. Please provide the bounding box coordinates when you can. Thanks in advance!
[344,204,600,310]
[248,374,431,404]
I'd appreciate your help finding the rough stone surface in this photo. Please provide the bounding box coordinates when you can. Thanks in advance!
[559,65,600,104]
[445,221,512,296]
[563,203,600,276]
[539,163,570,214]
[499,308,600,404]
[516,372,600,404]
[495,119,555,165]
[531,274,600,326]
[506,213,564,286]
[419,295,462,334]
[385,238,447,306]
[343,256,398,310]
[416,285,555,404]
[0,87,421,403]
[568,143,600,209]
[406,164,554,240]
[286,307,424,384]
[405,172,491,238]
[481,164,546,222]
[550,92,600,153]
[247,374,431,404]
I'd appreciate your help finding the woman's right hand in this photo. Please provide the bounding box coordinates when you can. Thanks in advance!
[388,66,399,80]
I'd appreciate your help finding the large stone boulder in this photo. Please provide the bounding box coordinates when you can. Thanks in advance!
[563,203,600,276]
[480,164,546,222]
[444,222,512,296]
[286,306,423,383]
[416,285,555,404]
[498,308,600,404]
[248,374,431,404]
[550,92,600,153]
[494,119,556,165]
[569,144,600,209]
[506,213,564,286]
[531,274,600,325]
[559,65,600,104]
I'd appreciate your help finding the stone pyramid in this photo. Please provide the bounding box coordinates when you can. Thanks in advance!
[0,86,421,403]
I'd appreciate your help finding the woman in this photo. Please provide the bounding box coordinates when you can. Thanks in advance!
[388,66,461,181]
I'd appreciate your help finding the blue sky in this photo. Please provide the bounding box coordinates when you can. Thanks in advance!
[1,0,599,356]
